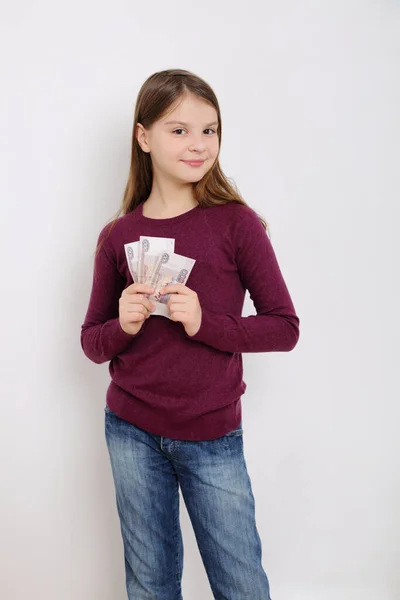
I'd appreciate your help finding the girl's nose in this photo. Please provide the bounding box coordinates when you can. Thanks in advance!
[189,137,207,151]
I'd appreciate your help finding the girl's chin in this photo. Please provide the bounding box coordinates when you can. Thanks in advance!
[174,170,205,182]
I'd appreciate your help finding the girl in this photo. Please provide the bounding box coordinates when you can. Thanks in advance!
[81,69,299,600]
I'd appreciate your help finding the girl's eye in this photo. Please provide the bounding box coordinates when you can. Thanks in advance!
[172,128,217,135]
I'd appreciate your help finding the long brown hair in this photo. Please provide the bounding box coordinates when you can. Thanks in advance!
[96,69,269,256]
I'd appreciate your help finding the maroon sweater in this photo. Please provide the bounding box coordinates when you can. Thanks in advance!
[80,201,300,440]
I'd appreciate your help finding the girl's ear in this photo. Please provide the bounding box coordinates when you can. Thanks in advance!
[136,122,150,153]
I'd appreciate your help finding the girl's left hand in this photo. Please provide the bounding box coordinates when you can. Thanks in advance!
[160,283,202,337]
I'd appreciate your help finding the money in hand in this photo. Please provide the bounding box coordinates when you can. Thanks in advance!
[124,236,196,320]
[138,236,175,286]
[148,252,196,318]
[124,236,175,289]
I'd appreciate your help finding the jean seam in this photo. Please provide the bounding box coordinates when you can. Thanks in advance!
[173,480,182,586]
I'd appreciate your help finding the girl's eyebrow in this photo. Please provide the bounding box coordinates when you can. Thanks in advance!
[163,120,219,127]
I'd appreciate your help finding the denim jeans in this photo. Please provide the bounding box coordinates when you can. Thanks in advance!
[104,405,272,600]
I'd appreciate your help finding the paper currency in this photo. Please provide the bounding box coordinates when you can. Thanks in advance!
[124,237,196,319]
[124,241,140,283]
[138,236,175,286]
[124,236,175,285]
[148,252,196,318]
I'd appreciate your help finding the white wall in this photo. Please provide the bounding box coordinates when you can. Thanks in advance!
[1,1,399,598]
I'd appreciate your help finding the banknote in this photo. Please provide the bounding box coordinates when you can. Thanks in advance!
[138,236,175,287]
[124,241,140,283]
[124,236,175,285]
[148,252,196,318]
[124,237,196,319]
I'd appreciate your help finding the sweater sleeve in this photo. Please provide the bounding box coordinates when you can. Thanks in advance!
[186,207,300,353]
[80,225,145,364]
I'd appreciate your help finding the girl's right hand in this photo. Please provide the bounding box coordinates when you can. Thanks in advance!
[119,283,156,336]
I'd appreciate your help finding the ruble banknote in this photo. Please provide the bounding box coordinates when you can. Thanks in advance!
[138,236,175,286]
[148,252,196,318]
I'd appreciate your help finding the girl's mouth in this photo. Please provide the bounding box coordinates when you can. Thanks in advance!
[182,160,205,167]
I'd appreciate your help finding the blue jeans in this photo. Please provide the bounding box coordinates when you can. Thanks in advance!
[104,405,272,600]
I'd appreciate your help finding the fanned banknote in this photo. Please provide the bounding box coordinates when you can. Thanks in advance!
[124,241,140,283]
[138,236,175,287]
[124,236,175,284]
[148,252,196,318]
[124,236,196,319]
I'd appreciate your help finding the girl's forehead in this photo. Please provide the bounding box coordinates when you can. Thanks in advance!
[159,96,218,125]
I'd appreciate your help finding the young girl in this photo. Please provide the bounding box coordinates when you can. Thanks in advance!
[81,69,299,600]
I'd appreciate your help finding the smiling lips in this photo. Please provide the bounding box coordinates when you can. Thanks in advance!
[182,160,205,167]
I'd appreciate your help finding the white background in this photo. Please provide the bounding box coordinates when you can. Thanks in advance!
[1,1,399,598]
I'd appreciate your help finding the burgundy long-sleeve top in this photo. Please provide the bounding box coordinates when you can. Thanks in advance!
[80,200,300,440]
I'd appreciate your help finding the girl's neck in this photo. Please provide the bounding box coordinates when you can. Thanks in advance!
[142,198,199,219]
[143,185,198,219]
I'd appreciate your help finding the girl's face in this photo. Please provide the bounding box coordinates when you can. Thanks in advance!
[137,93,220,184]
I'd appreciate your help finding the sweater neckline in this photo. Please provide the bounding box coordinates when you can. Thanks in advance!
[136,200,202,226]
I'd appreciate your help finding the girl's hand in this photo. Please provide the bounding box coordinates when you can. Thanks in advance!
[119,283,155,336]
[160,283,202,337]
